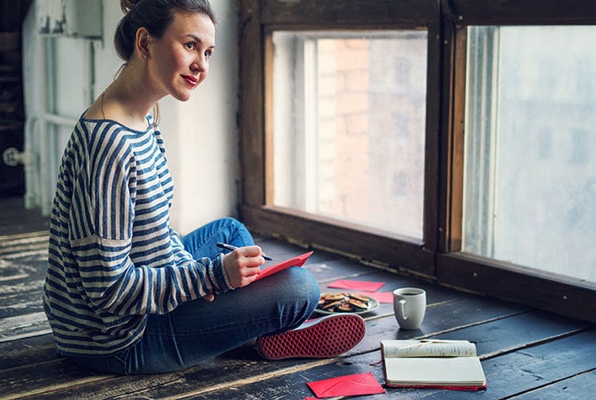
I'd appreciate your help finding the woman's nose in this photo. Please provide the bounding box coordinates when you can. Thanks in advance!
[192,55,208,72]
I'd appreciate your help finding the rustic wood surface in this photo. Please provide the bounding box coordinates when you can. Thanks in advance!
[0,197,594,399]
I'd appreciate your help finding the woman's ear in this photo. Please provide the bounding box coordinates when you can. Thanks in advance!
[135,27,151,60]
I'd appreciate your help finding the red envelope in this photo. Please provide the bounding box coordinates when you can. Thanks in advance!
[327,279,385,292]
[306,372,385,398]
[359,291,394,304]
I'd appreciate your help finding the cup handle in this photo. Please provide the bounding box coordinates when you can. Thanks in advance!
[398,299,408,320]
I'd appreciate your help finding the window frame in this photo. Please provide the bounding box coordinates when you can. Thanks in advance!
[239,0,596,323]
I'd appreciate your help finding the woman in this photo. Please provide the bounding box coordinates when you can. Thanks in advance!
[43,0,365,375]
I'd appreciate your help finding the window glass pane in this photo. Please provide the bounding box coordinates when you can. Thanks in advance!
[464,26,596,284]
[272,30,427,239]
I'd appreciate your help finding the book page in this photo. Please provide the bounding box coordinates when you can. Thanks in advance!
[384,357,486,387]
[382,340,477,358]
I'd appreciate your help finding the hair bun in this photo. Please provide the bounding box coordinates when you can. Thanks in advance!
[120,0,142,13]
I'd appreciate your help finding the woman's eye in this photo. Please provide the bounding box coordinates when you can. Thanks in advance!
[185,42,196,51]
[205,50,213,59]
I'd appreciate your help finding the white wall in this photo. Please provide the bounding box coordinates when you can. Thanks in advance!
[94,0,240,235]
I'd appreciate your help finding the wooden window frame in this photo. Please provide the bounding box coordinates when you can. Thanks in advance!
[239,0,596,323]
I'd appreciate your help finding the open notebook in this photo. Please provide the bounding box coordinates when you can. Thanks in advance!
[381,339,487,390]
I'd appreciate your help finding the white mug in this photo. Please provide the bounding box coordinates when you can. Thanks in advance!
[393,287,426,330]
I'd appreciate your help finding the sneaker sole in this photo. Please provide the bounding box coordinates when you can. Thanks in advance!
[256,314,366,360]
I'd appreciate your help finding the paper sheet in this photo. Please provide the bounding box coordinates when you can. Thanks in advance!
[327,279,385,292]
[306,372,385,398]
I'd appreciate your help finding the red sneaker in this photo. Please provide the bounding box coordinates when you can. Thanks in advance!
[256,314,366,360]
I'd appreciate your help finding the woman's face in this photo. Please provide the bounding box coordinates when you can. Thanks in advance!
[147,12,215,101]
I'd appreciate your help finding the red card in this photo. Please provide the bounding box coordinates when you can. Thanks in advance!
[306,372,385,398]
[327,279,385,292]
[359,291,393,304]
[254,251,314,282]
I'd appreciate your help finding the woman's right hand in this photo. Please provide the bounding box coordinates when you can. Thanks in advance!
[222,245,266,289]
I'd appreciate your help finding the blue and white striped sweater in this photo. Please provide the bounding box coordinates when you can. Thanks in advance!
[44,116,232,356]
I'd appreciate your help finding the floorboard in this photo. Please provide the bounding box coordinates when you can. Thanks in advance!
[478,329,596,400]
[508,369,596,400]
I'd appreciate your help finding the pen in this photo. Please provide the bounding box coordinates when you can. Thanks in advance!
[216,242,273,261]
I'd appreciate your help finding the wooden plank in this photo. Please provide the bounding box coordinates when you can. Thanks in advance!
[475,329,596,400]
[0,232,49,341]
[0,290,44,320]
[434,310,591,358]
[263,32,274,206]
[444,24,468,252]
[449,0,596,24]
[239,0,266,207]
[0,312,51,343]
[365,296,530,345]
[0,232,48,255]
[0,333,55,370]
[437,252,596,324]
[509,369,596,400]
[261,0,437,26]
[422,22,442,253]
[0,358,115,400]
[0,274,45,309]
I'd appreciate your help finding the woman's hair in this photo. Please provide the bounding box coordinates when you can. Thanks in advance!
[114,0,216,61]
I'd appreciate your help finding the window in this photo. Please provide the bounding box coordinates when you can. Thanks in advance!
[463,26,596,284]
[271,30,427,239]
[240,0,596,322]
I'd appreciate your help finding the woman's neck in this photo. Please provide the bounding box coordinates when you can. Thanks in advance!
[84,59,163,130]
[100,61,163,129]
[112,66,154,112]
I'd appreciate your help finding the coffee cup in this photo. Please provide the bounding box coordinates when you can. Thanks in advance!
[393,287,426,330]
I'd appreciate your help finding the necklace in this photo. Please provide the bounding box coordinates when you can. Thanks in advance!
[100,91,106,119]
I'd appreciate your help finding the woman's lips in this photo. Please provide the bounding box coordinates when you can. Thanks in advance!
[182,75,198,87]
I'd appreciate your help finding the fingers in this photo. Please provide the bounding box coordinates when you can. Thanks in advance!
[222,246,266,289]
[236,245,265,259]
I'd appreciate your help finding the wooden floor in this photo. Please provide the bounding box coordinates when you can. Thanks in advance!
[1,196,595,399]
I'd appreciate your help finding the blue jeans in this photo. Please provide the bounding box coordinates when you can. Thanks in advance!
[69,218,320,374]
